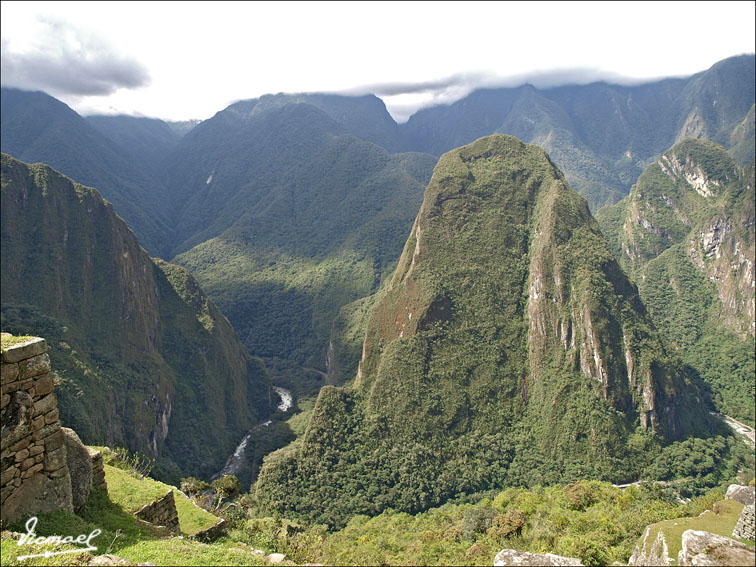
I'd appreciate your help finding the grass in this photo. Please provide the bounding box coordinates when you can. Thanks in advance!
[640,498,752,563]
[103,465,219,536]
[0,333,37,350]
[0,463,265,566]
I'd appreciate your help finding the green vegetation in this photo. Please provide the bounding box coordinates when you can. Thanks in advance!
[639,498,752,562]
[596,138,755,424]
[1,154,272,484]
[255,135,718,528]
[0,465,266,567]
[167,101,436,394]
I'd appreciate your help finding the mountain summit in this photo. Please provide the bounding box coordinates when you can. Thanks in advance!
[256,135,712,527]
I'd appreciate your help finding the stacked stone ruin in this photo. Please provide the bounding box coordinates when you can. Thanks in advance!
[733,504,755,541]
[135,489,181,533]
[1,336,74,523]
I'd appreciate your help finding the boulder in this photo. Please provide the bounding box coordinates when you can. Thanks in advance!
[677,529,755,566]
[1,469,73,523]
[493,549,583,566]
[267,553,286,563]
[62,427,93,511]
[725,484,755,506]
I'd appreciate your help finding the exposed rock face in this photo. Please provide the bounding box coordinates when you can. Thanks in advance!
[628,527,672,566]
[493,548,583,566]
[62,427,92,512]
[726,484,755,506]
[1,336,73,523]
[677,529,755,566]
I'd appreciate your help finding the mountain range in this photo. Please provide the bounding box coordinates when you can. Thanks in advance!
[0,54,753,500]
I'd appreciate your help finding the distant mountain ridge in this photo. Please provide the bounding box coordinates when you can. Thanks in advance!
[0,88,174,257]
[1,153,272,484]
[399,54,755,209]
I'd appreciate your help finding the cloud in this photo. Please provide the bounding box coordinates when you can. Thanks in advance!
[343,67,681,123]
[0,16,149,97]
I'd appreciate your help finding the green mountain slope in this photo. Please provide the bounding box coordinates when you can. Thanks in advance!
[0,88,173,258]
[255,135,714,527]
[596,139,755,423]
[86,114,182,177]
[164,99,436,393]
[400,55,755,209]
[0,154,272,483]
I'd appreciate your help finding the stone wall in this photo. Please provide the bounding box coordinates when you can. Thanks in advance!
[191,518,227,542]
[135,490,180,533]
[733,504,755,541]
[1,336,73,523]
[90,447,107,490]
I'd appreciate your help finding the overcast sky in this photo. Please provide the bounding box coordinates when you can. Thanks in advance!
[1,1,754,122]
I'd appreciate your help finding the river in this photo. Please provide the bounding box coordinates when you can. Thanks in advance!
[211,385,292,480]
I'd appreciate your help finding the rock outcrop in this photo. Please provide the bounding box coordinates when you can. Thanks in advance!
[677,529,755,566]
[726,484,756,506]
[493,548,583,566]
[1,336,73,523]
[628,526,672,566]
[63,427,93,512]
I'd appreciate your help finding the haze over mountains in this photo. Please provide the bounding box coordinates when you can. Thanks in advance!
[1,54,753,509]
[2,55,752,401]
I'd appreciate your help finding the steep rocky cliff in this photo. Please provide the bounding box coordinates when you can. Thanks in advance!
[597,139,755,422]
[256,135,712,527]
[1,154,271,482]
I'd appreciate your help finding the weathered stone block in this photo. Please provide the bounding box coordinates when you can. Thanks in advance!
[62,427,93,512]
[1,362,19,385]
[44,408,59,424]
[1,465,72,524]
[19,353,51,380]
[44,445,67,471]
[1,465,19,486]
[1,337,46,364]
[677,529,755,565]
[34,421,61,441]
[32,415,45,431]
[8,435,31,453]
[34,374,54,397]
[21,457,35,470]
[494,549,583,566]
[29,443,44,456]
[726,484,755,506]
[22,463,44,479]
[14,448,30,462]
[1,393,10,409]
[44,429,66,452]
[33,392,57,417]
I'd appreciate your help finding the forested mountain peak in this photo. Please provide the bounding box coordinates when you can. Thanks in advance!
[255,135,715,527]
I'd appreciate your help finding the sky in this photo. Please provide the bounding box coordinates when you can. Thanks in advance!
[1,1,754,123]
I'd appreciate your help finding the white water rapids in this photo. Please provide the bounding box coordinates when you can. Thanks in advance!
[212,385,292,479]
